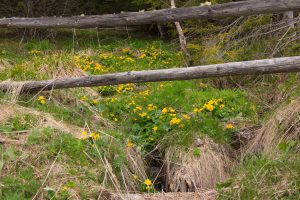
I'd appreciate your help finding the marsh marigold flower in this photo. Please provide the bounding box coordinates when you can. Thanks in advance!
[205,104,214,112]
[38,96,46,104]
[226,123,234,129]
[139,112,147,117]
[183,114,191,120]
[81,131,88,138]
[92,99,98,105]
[152,126,158,132]
[90,132,100,141]
[162,108,168,114]
[144,178,152,186]
[170,117,181,125]
[127,139,133,148]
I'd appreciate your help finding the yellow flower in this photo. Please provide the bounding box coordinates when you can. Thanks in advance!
[38,96,45,101]
[139,112,147,117]
[194,108,202,113]
[129,100,136,106]
[38,96,46,104]
[139,90,150,96]
[29,49,41,55]
[81,131,88,138]
[92,99,98,105]
[127,139,133,148]
[133,106,142,113]
[62,186,69,191]
[220,104,225,109]
[90,132,100,140]
[169,107,175,113]
[199,82,208,88]
[40,99,46,104]
[81,96,87,101]
[170,117,181,125]
[182,114,191,120]
[162,108,168,114]
[110,98,117,103]
[122,48,130,53]
[139,53,147,59]
[114,118,118,122]
[152,126,158,132]
[225,123,234,129]
[147,104,157,111]
[208,100,215,105]
[205,104,214,112]
[144,178,152,186]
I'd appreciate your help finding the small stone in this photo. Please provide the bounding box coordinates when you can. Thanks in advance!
[194,138,204,147]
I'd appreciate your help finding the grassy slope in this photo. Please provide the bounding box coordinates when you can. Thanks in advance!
[0,21,300,199]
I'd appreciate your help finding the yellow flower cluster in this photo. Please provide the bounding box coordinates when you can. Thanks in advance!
[99,53,113,59]
[194,98,224,113]
[116,84,134,93]
[199,82,208,88]
[170,117,181,125]
[74,55,107,73]
[147,104,157,111]
[29,50,41,55]
[38,96,46,104]
[81,131,100,141]
[138,90,150,96]
[140,46,170,64]
[162,107,175,114]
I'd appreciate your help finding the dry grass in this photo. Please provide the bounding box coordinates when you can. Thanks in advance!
[245,100,300,157]
[122,148,147,191]
[164,137,232,192]
[0,103,83,139]
[109,190,217,200]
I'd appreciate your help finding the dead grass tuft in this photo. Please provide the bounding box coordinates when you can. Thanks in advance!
[0,103,83,139]
[164,137,232,192]
[122,147,147,191]
[245,100,300,157]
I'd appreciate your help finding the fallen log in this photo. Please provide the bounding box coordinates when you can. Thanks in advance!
[0,0,300,29]
[1,56,300,93]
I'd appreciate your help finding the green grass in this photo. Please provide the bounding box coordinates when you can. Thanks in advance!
[218,151,300,199]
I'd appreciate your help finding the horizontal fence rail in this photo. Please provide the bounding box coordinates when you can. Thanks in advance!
[0,0,300,28]
[1,56,300,93]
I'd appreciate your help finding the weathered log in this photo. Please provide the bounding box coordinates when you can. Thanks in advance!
[1,56,300,93]
[1,0,300,29]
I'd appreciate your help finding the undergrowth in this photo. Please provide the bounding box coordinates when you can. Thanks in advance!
[1,14,300,198]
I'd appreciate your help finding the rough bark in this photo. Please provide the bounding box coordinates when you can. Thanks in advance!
[283,11,295,28]
[0,0,300,29]
[1,56,300,93]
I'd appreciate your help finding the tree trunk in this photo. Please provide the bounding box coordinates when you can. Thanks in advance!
[1,0,300,29]
[1,56,300,93]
